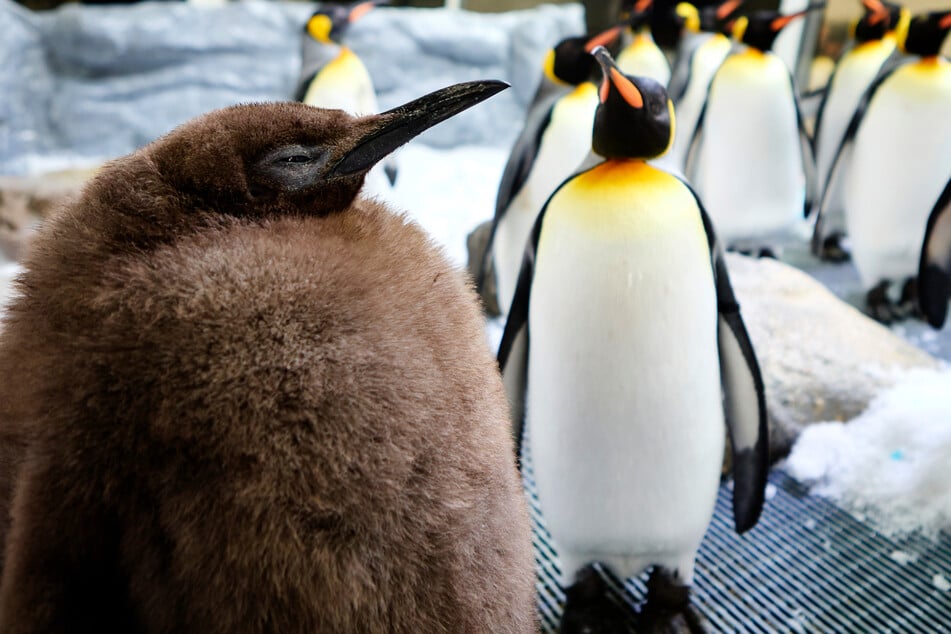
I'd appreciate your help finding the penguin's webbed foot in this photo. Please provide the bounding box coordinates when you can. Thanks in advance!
[757,247,777,260]
[818,233,850,263]
[895,277,922,321]
[866,281,899,324]
[636,567,706,634]
[560,564,633,634]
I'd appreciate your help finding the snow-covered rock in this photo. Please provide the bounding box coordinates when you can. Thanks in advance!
[727,253,942,457]
[0,0,584,175]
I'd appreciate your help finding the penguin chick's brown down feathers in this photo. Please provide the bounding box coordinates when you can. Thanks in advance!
[0,84,536,633]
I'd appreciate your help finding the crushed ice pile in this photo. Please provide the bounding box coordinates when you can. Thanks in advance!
[785,368,951,539]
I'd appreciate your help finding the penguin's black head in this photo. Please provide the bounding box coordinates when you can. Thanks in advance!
[677,0,743,35]
[590,46,673,160]
[546,27,624,86]
[853,0,901,42]
[305,0,383,44]
[901,10,951,57]
[732,4,824,52]
[148,81,507,217]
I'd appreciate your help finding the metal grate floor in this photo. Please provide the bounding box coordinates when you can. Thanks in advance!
[522,438,951,632]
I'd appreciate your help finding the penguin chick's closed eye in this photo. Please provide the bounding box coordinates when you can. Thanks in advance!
[0,86,536,633]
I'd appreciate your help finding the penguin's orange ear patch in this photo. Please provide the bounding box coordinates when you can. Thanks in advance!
[610,68,644,108]
[770,13,800,32]
[940,12,951,29]
[634,0,653,12]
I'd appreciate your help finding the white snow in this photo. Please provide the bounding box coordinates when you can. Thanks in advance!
[888,550,918,566]
[785,368,951,539]
[933,573,950,592]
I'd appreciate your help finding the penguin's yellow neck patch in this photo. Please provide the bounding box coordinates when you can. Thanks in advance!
[546,160,702,241]
[543,49,570,87]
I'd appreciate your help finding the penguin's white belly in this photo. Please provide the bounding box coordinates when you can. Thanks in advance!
[816,40,896,221]
[617,35,672,87]
[846,62,951,292]
[665,35,732,173]
[695,53,804,243]
[494,85,598,314]
[527,162,724,581]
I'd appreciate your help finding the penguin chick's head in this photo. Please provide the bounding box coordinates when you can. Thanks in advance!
[900,10,951,57]
[590,46,673,160]
[149,80,508,217]
[305,0,382,44]
[733,4,825,52]
[544,26,623,86]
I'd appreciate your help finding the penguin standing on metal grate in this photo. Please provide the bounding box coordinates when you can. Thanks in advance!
[498,47,768,632]
[0,81,538,632]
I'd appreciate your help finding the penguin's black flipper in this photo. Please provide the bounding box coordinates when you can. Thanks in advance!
[477,82,565,292]
[294,71,318,103]
[789,75,817,217]
[687,186,769,533]
[918,177,951,329]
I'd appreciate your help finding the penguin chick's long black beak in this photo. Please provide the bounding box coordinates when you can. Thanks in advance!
[328,80,509,178]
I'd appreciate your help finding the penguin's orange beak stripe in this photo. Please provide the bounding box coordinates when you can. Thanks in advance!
[770,12,804,32]
[716,0,742,21]
[635,0,653,12]
[605,68,644,108]
[585,26,623,52]
[861,0,888,25]
[349,1,375,22]
[941,13,951,29]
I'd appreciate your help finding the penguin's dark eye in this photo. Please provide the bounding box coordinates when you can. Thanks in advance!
[278,155,313,164]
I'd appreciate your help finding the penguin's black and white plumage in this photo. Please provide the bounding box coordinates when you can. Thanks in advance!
[819,10,951,322]
[655,0,743,175]
[499,46,768,631]
[477,27,621,316]
[686,6,819,254]
[617,0,673,85]
[811,0,909,262]
[919,177,951,329]
[0,81,539,632]
[296,1,396,197]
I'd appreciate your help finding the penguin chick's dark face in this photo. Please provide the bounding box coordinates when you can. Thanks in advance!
[149,81,508,217]
[590,46,672,160]
[902,11,951,57]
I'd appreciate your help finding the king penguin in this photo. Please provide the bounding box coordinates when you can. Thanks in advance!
[477,27,622,316]
[617,0,674,85]
[820,10,951,322]
[687,5,821,255]
[657,0,744,175]
[296,0,396,198]
[0,81,538,632]
[811,0,910,262]
[498,46,768,632]
[919,177,951,329]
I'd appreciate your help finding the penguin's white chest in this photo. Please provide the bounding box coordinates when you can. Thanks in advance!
[302,48,378,115]
[694,51,804,243]
[527,161,725,580]
[664,35,732,173]
[816,39,897,215]
[846,61,951,291]
[494,83,598,314]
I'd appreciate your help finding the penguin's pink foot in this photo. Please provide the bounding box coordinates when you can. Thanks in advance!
[637,567,706,634]
[560,565,632,634]
[818,233,850,263]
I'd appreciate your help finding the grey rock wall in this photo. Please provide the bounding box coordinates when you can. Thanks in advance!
[0,0,584,175]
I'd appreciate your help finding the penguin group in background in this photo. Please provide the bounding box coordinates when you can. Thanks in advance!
[499,46,768,632]
[919,178,951,329]
[617,0,673,85]
[477,27,621,316]
[687,5,820,255]
[819,10,951,322]
[811,0,909,262]
[0,82,538,632]
[658,0,743,175]
[297,0,397,198]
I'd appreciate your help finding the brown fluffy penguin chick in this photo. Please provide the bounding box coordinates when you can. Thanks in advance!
[0,82,536,633]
